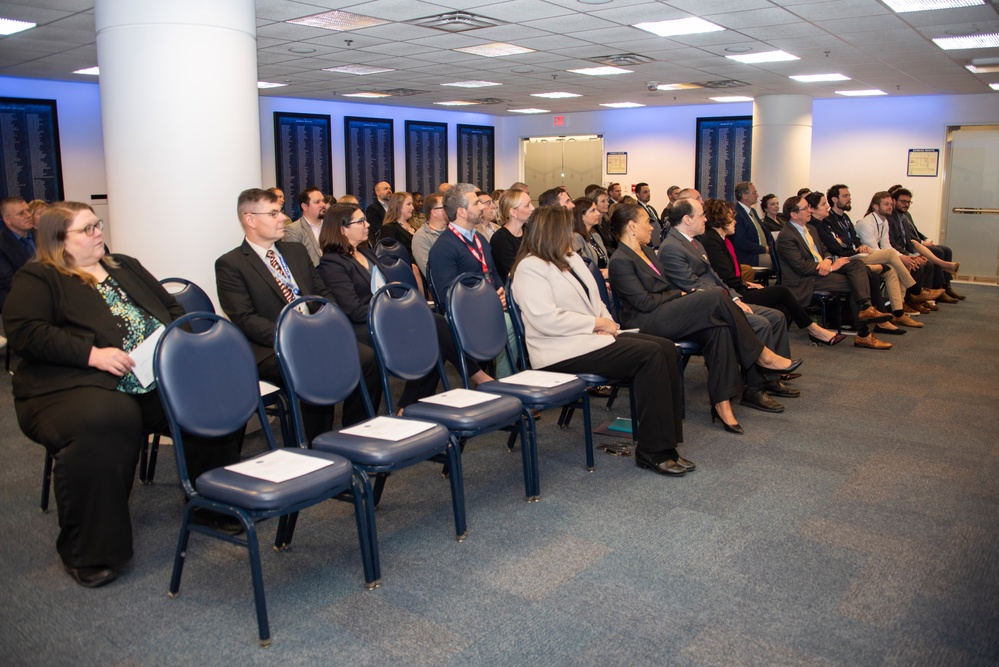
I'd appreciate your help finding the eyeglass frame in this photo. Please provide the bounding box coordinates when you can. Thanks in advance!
[65,219,105,237]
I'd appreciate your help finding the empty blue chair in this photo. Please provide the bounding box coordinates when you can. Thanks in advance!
[274,296,464,544]
[374,237,412,265]
[154,313,377,646]
[367,283,532,500]
[375,255,420,292]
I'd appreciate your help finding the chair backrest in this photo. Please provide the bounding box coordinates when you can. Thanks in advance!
[368,283,443,412]
[160,277,216,333]
[425,263,445,314]
[275,297,373,442]
[376,255,419,291]
[580,256,618,321]
[446,273,510,377]
[504,284,531,373]
[374,237,412,265]
[154,313,271,495]
[769,238,783,284]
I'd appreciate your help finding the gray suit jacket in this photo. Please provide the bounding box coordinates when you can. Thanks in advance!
[774,222,832,306]
[283,217,322,266]
[658,227,730,294]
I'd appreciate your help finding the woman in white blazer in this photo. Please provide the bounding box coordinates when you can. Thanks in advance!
[509,206,693,477]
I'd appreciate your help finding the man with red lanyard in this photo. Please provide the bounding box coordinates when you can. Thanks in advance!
[427,183,513,376]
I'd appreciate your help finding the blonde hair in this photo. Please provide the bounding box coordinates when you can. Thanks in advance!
[383,191,412,225]
[35,202,117,287]
[497,188,526,226]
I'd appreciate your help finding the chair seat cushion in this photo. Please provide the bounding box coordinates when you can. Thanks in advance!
[476,377,585,408]
[402,394,523,432]
[675,340,703,356]
[311,418,450,467]
[195,449,354,511]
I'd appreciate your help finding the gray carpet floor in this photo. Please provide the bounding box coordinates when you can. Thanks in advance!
[1,284,996,666]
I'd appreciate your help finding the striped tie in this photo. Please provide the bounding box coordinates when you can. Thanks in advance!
[266,250,295,303]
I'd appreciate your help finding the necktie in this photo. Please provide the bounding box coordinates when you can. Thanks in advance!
[20,236,35,255]
[801,226,822,263]
[750,208,767,245]
[266,249,295,303]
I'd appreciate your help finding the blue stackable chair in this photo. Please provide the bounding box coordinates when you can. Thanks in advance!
[445,273,589,497]
[366,283,532,500]
[374,255,420,292]
[274,296,465,544]
[154,313,377,647]
[374,237,412,265]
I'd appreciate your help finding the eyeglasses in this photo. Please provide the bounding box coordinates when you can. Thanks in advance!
[65,219,104,237]
[249,210,282,219]
[795,207,810,213]
[344,217,367,226]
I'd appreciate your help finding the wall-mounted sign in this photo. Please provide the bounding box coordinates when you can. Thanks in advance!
[405,120,448,197]
[457,124,494,193]
[273,112,333,220]
[606,152,627,175]
[907,148,939,177]
[0,97,65,202]
[695,116,752,202]
[345,116,394,212]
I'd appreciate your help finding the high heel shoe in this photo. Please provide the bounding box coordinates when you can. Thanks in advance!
[711,405,744,435]
[808,333,846,346]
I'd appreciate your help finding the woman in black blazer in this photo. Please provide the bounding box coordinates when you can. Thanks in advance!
[5,202,240,588]
[699,199,845,346]
[317,204,492,403]
[607,204,799,434]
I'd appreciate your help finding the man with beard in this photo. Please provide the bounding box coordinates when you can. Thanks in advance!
[365,181,393,243]
[282,186,327,265]
[890,188,963,301]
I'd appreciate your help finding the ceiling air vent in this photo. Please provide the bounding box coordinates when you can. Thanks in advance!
[468,97,508,104]
[408,12,503,32]
[379,88,427,97]
[587,53,655,67]
[695,79,749,89]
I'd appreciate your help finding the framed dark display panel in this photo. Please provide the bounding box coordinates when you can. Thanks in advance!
[695,116,752,202]
[0,97,65,202]
[273,112,333,220]
[405,120,448,197]
[457,124,494,194]
[345,116,394,212]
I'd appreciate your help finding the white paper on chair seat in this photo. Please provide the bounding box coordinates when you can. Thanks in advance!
[340,416,438,441]
[498,370,577,387]
[225,449,335,483]
[419,388,501,408]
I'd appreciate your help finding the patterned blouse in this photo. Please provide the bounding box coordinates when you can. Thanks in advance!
[95,275,165,394]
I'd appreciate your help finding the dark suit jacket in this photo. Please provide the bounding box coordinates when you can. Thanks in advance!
[607,244,684,330]
[638,201,664,243]
[775,222,833,306]
[731,203,772,266]
[377,222,414,257]
[0,227,35,311]
[4,255,184,400]
[365,201,386,244]
[658,227,731,295]
[215,240,332,364]
[888,211,919,253]
[317,248,377,325]
[815,212,862,257]
[698,230,749,295]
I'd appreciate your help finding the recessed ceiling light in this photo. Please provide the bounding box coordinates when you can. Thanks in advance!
[509,108,550,114]
[532,92,582,99]
[726,50,799,64]
[883,0,984,12]
[568,66,633,76]
[343,92,392,98]
[440,80,502,88]
[835,89,887,96]
[990,83,999,90]
[966,64,999,73]
[656,83,702,91]
[288,47,316,54]
[933,33,999,50]
[633,17,724,37]
[790,73,850,82]
[323,64,395,75]
[600,102,646,108]
[257,81,287,89]
[73,66,100,76]
[454,42,535,57]
[0,17,35,36]
[287,10,388,31]
[710,96,754,102]
[434,101,479,106]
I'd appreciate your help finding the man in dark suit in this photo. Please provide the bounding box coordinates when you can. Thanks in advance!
[365,181,393,244]
[216,188,382,442]
[1,197,37,312]
[730,181,774,270]
[659,198,796,411]
[890,188,961,302]
[776,195,893,350]
[635,182,664,243]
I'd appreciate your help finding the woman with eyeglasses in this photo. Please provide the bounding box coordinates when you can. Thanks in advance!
[4,202,241,589]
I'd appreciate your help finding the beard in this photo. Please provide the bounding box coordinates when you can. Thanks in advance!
[841,203,852,212]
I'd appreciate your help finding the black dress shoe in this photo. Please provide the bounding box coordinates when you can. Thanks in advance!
[874,325,906,336]
[740,388,785,413]
[191,508,246,536]
[64,564,117,588]
[780,373,802,382]
[758,357,803,374]
[675,457,696,472]
[634,450,686,476]
[763,379,800,398]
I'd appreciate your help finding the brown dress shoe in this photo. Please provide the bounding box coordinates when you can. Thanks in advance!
[903,303,922,314]
[924,288,946,300]
[909,291,932,303]
[854,333,892,350]
[892,314,924,328]
[945,286,966,300]
[936,293,959,304]
[857,306,892,323]
[924,301,939,311]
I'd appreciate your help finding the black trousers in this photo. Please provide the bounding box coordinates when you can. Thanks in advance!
[740,285,814,329]
[15,387,240,569]
[543,333,683,458]
[635,290,762,404]
[929,245,954,284]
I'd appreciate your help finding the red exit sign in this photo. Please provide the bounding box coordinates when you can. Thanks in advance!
[553,115,565,127]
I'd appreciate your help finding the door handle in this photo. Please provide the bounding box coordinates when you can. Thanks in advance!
[952,207,999,214]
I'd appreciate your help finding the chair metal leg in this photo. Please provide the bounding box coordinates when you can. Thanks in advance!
[445,438,468,541]
[519,411,540,502]
[351,471,381,588]
[581,394,595,472]
[41,452,53,512]
[168,505,195,598]
[627,384,638,443]
[140,434,160,485]
[677,354,690,420]
[557,405,573,429]
[606,385,620,409]
[242,521,272,646]
[371,473,390,508]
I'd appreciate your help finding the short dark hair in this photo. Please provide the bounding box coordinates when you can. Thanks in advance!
[703,199,735,230]
[761,193,778,210]
[826,184,848,205]
[511,205,574,276]
[783,196,805,218]
[866,191,892,216]
[298,187,321,207]
[891,188,912,201]
[796,187,811,197]
[668,198,695,226]
[888,184,903,195]
[237,188,276,218]
[537,188,563,207]
[635,182,649,191]
[734,181,753,201]
[609,203,642,240]
[804,191,825,210]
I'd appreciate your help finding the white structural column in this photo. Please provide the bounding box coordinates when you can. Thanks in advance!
[751,95,813,204]
[95,0,260,303]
